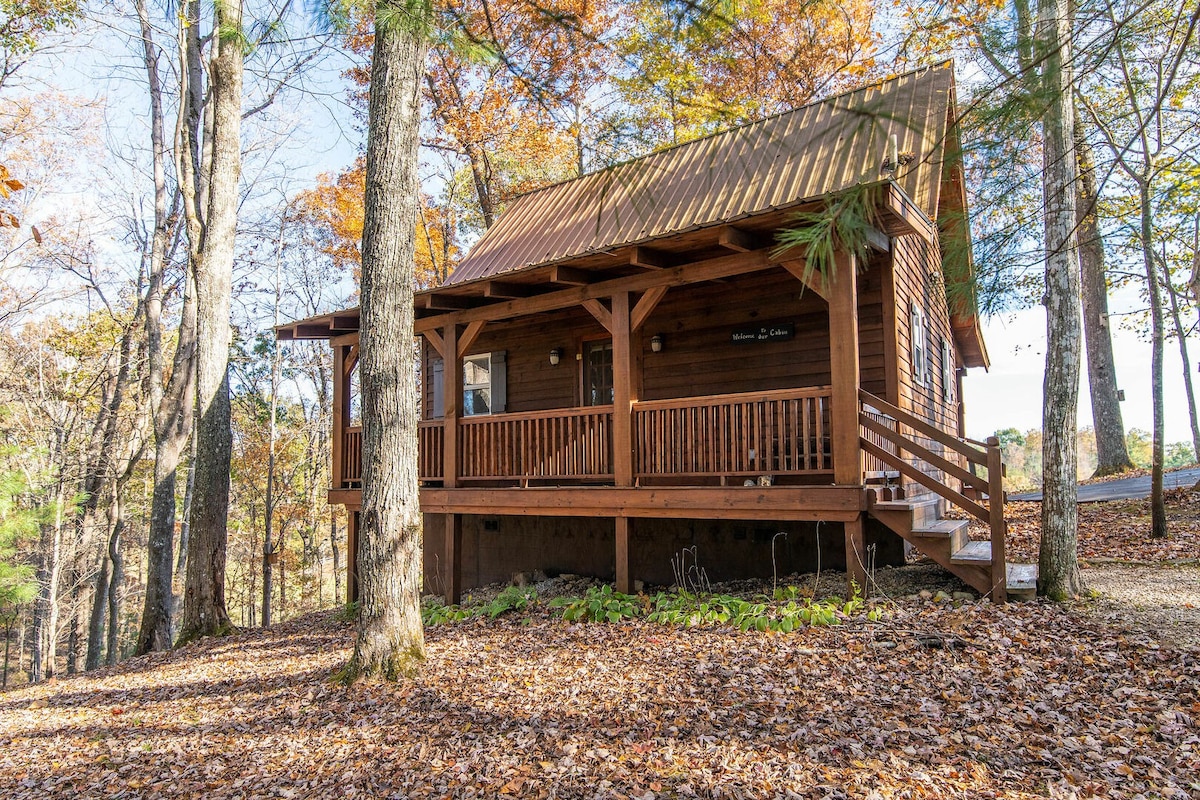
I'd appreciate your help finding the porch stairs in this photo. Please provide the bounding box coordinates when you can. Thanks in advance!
[868,496,1038,601]
[858,389,1038,602]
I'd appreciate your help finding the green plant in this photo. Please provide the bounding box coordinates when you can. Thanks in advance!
[335,600,361,623]
[481,586,537,618]
[550,584,640,623]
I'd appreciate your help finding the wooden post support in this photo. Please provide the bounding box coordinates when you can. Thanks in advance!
[445,513,462,605]
[332,344,348,488]
[443,323,459,488]
[611,292,634,486]
[615,516,631,593]
[844,514,866,596]
[828,251,861,484]
[986,436,1008,602]
[346,510,359,604]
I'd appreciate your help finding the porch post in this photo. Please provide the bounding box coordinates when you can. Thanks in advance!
[332,343,348,488]
[615,517,631,593]
[611,292,634,591]
[445,513,462,605]
[844,514,866,595]
[828,251,861,484]
[611,291,634,485]
[442,323,459,488]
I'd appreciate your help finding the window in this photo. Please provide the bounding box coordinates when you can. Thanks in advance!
[430,352,506,417]
[910,303,928,387]
[584,340,614,406]
[941,337,957,403]
[463,354,493,415]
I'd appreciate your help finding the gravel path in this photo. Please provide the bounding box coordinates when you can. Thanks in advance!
[1082,563,1200,649]
[1011,466,1200,502]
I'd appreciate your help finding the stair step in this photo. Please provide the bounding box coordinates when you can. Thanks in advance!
[1006,563,1038,600]
[910,519,970,551]
[872,497,940,525]
[950,539,992,564]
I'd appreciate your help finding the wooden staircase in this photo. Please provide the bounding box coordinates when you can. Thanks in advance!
[869,496,1037,601]
[858,390,1039,602]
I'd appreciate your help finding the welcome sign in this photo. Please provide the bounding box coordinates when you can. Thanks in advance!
[730,323,795,344]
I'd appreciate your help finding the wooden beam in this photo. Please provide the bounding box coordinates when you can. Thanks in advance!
[445,513,462,605]
[615,517,631,593]
[344,344,359,377]
[864,225,890,253]
[630,245,673,270]
[779,259,829,303]
[418,486,870,520]
[422,329,446,360]
[331,313,360,332]
[484,281,532,299]
[414,248,775,334]
[844,516,866,596]
[630,286,668,333]
[718,225,765,253]
[347,511,360,604]
[581,299,613,333]
[442,323,459,488]
[331,345,347,491]
[828,251,861,485]
[424,293,475,310]
[550,265,592,285]
[612,292,633,486]
[457,319,487,357]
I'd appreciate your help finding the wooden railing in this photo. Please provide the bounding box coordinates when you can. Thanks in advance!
[342,427,362,485]
[633,387,833,478]
[458,405,614,480]
[419,421,443,480]
[857,389,1007,600]
[860,406,898,475]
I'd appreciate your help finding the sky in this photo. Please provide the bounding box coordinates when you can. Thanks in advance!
[964,304,1196,444]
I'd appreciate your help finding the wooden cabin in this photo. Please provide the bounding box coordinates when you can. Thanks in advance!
[278,64,1037,605]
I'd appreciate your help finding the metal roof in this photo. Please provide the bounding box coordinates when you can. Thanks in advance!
[450,64,955,286]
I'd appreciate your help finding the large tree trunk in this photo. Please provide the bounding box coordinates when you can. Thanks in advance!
[178,0,243,644]
[105,495,124,666]
[1075,117,1133,476]
[343,0,429,682]
[135,0,196,656]
[1037,0,1085,600]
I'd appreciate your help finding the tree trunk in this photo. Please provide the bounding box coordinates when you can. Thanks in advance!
[331,518,341,604]
[343,0,429,682]
[175,429,197,581]
[1075,117,1133,476]
[105,496,124,666]
[1037,0,1085,600]
[84,544,109,671]
[178,0,243,644]
[1138,180,1167,538]
[135,0,196,656]
[1164,249,1200,460]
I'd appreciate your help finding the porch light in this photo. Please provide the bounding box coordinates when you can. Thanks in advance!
[650,334,664,353]
[549,348,562,366]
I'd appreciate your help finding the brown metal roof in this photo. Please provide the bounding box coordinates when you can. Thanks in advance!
[449,63,955,286]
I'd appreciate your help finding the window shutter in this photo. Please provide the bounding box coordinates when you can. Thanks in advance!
[490,351,507,413]
[942,338,956,403]
[431,358,444,418]
[910,303,926,386]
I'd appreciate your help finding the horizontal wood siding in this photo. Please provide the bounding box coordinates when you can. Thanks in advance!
[891,234,962,495]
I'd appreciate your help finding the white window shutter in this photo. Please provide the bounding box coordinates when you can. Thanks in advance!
[490,351,507,413]
[431,358,444,418]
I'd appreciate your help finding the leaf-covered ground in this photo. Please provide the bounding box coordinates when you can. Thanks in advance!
[1005,488,1200,563]
[2,593,1197,799]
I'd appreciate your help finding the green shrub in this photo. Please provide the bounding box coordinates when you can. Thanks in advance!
[550,584,640,622]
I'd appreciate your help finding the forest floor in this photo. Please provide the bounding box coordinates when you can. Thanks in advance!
[2,493,1198,799]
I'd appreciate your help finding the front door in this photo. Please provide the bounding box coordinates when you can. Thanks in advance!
[584,340,614,406]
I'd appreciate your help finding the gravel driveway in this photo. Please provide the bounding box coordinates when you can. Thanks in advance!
[1082,563,1200,649]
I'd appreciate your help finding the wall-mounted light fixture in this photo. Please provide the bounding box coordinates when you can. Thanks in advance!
[650,334,664,353]
[549,348,562,366]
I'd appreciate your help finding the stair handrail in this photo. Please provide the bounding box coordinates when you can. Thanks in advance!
[858,389,1007,601]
